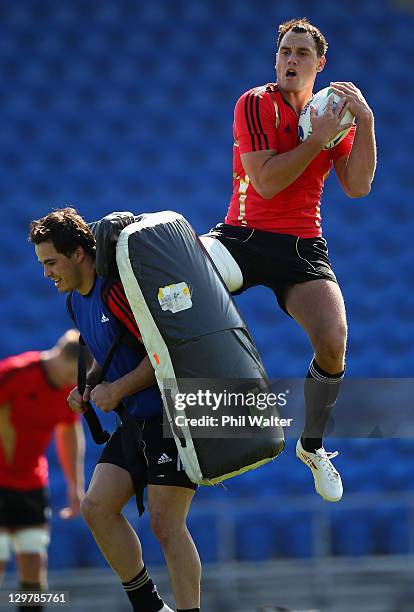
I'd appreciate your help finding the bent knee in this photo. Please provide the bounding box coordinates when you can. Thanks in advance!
[80,495,112,525]
[150,512,172,544]
[80,496,97,524]
[150,512,185,546]
[313,327,348,364]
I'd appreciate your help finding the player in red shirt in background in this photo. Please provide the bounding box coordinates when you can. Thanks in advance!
[207,18,376,502]
[0,330,85,610]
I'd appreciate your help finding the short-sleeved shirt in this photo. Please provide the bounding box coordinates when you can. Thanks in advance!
[69,276,163,419]
[225,83,355,238]
[0,351,78,490]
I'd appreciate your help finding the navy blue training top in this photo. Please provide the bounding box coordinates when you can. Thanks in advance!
[69,276,163,418]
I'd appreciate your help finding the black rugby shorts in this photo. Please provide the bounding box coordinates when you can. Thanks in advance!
[98,415,197,491]
[0,487,51,529]
[208,223,337,314]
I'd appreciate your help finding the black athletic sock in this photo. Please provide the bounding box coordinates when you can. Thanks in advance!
[301,357,344,453]
[122,566,164,612]
[19,581,43,612]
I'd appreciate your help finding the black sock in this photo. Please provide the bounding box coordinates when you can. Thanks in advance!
[301,357,344,453]
[122,566,164,612]
[19,581,43,612]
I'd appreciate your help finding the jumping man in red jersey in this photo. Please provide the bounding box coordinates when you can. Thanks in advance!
[0,330,85,610]
[207,17,376,502]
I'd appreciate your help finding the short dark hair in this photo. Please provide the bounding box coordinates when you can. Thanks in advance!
[29,207,96,257]
[277,17,328,57]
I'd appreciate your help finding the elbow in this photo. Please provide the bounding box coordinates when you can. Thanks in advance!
[345,183,372,199]
[253,181,280,199]
[258,188,277,200]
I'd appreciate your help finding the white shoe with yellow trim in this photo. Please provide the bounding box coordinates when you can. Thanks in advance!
[296,438,343,502]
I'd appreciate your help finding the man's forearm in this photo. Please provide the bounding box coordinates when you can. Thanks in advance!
[344,114,376,197]
[0,403,16,464]
[245,135,324,199]
[111,356,156,399]
[55,422,85,493]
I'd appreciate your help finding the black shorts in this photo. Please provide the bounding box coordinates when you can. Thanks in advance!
[208,223,337,314]
[0,487,51,529]
[98,415,197,491]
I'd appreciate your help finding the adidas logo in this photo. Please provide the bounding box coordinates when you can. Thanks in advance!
[284,125,292,134]
[101,313,109,323]
[157,453,172,465]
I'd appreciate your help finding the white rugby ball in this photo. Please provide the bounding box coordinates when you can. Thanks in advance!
[298,86,354,150]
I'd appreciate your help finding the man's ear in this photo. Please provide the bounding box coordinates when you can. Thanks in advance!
[74,246,85,262]
[316,56,326,73]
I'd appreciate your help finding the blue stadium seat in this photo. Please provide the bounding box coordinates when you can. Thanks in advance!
[374,507,411,555]
[48,516,81,569]
[276,509,314,558]
[1,0,414,570]
[331,510,375,556]
[187,514,219,563]
[344,459,383,494]
[235,511,276,561]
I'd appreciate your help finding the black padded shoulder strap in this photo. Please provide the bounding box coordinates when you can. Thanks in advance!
[67,287,126,444]
[77,328,127,444]
[77,336,111,445]
[66,292,75,324]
